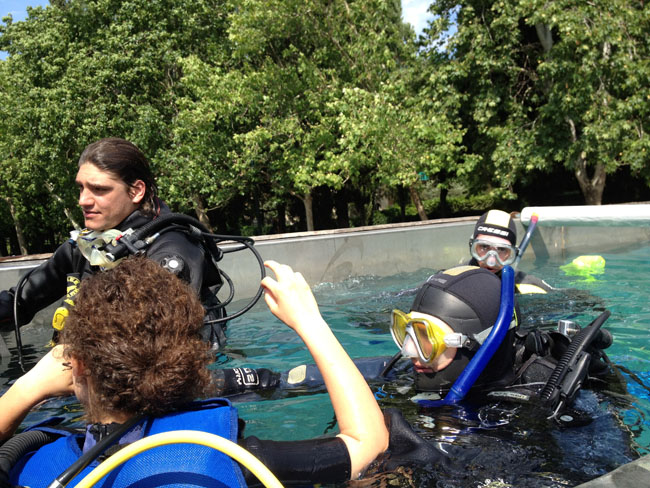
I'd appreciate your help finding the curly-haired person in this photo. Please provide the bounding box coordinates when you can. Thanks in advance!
[0,257,389,487]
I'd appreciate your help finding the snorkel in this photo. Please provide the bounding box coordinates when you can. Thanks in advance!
[418,265,515,407]
[513,212,538,270]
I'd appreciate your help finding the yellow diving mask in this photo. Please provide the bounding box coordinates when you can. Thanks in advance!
[390,309,470,363]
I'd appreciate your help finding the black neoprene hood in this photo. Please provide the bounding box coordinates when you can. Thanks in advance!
[410,266,501,339]
[472,210,517,246]
[410,266,516,393]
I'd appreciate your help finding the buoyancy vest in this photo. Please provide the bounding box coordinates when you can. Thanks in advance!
[10,398,246,488]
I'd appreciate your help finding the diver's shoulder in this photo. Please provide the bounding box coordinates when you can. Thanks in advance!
[514,270,555,294]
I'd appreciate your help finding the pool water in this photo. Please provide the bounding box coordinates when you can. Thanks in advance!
[1,244,649,486]
[226,244,650,486]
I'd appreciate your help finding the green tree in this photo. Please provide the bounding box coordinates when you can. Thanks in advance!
[425,0,650,205]
[334,55,466,222]
[220,0,412,231]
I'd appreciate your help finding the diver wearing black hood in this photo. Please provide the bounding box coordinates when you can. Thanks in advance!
[403,266,519,394]
[213,266,615,423]
[468,209,554,294]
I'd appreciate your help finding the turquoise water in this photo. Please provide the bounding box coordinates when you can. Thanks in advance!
[1,244,649,486]
[225,244,650,485]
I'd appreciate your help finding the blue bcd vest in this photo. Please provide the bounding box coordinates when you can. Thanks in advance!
[10,397,246,488]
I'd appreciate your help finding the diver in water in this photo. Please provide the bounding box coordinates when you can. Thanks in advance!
[215,265,616,425]
[0,257,426,486]
[0,138,227,349]
[212,265,631,486]
[468,209,555,294]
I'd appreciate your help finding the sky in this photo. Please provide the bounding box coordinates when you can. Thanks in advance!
[0,1,435,59]
[2,0,434,33]
[1,0,46,22]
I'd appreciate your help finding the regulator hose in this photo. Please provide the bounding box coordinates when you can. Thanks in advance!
[102,213,266,324]
[48,414,144,488]
[379,351,403,378]
[539,310,611,409]
[12,270,33,372]
[72,430,284,488]
[0,430,62,481]
[103,213,221,263]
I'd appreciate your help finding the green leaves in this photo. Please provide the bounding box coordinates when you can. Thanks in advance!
[2,0,647,252]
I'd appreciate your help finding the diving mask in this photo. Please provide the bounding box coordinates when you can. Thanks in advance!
[390,309,469,363]
[469,239,518,266]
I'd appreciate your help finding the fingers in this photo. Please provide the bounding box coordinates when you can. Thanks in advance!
[264,261,309,287]
[261,261,319,324]
[264,260,294,280]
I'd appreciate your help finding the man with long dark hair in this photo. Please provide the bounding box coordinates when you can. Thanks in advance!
[0,138,226,349]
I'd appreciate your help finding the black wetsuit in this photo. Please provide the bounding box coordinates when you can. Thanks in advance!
[207,327,630,485]
[0,407,444,487]
[214,325,614,418]
[0,203,226,349]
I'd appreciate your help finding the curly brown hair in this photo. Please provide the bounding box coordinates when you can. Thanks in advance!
[61,256,213,420]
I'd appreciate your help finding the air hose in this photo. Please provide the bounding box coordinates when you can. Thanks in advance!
[72,430,284,488]
[0,430,61,481]
[12,270,32,372]
[47,414,144,488]
[101,212,266,323]
[103,213,221,263]
[539,310,611,412]
[379,351,403,378]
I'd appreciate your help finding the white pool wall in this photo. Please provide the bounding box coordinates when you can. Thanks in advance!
[2,205,649,315]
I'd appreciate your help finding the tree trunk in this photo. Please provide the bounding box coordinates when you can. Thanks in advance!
[535,23,553,53]
[409,184,428,221]
[439,187,449,218]
[251,196,264,235]
[275,201,287,233]
[4,196,28,255]
[397,186,408,220]
[301,192,315,231]
[567,118,606,205]
[191,194,214,232]
[574,154,606,205]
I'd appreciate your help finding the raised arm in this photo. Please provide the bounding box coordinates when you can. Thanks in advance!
[261,261,389,479]
[0,345,74,441]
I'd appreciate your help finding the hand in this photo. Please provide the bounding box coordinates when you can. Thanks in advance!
[0,345,75,441]
[15,345,74,401]
[261,261,324,332]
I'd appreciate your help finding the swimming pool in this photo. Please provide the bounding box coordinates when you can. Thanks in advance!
[1,244,649,486]
[225,244,650,486]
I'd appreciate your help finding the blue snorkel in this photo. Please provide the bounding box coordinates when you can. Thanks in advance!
[418,266,515,407]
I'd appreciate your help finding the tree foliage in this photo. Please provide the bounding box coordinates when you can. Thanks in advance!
[425,0,650,204]
[0,0,648,254]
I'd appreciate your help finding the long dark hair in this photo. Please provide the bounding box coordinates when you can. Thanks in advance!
[78,138,159,215]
